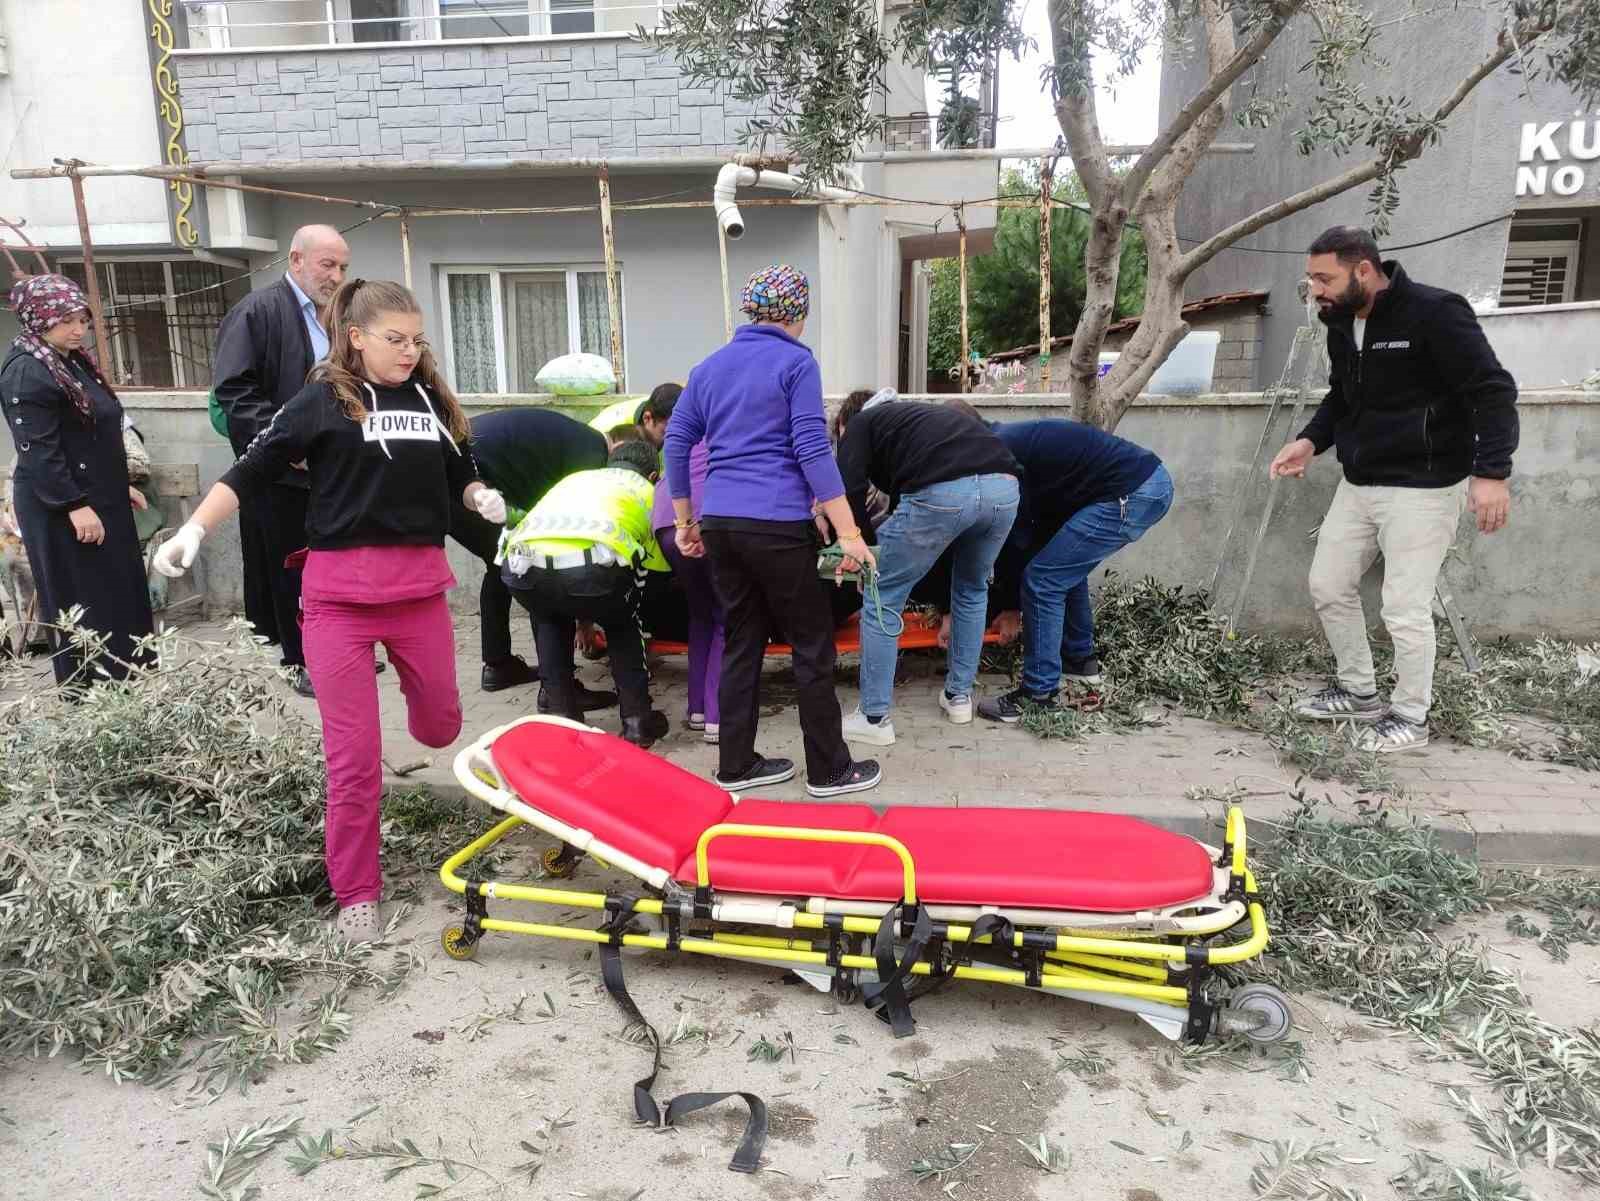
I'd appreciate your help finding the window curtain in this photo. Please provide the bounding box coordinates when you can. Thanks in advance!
[576,270,622,366]
[448,274,498,393]
[505,274,570,391]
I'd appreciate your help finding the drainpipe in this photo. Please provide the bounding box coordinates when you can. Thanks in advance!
[713,163,858,240]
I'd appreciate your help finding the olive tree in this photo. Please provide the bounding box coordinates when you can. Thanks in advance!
[651,0,1600,430]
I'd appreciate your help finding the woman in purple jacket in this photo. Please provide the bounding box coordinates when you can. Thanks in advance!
[663,266,881,798]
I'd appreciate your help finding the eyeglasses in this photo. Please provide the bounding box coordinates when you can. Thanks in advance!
[365,329,430,352]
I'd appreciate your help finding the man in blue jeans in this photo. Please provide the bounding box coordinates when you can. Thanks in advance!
[973,416,1174,723]
[831,393,1020,743]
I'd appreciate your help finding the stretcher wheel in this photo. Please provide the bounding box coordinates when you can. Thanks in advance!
[1223,983,1293,1044]
[542,844,581,878]
[440,924,479,961]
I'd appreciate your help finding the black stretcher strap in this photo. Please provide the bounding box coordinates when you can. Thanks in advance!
[860,903,935,1037]
[598,905,768,1173]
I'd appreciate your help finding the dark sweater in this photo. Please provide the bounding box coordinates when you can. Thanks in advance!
[468,408,607,511]
[1299,260,1518,486]
[838,401,1019,543]
[998,419,1161,539]
[222,376,479,550]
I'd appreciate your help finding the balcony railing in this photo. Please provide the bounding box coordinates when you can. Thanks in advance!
[176,1,679,51]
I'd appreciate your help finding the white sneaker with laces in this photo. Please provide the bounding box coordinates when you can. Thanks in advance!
[703,723,719,745]
[1354,713,1430,754]
[842,708,896,746]
[939,691,973,724]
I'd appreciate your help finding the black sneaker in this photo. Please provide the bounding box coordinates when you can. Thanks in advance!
[1062,654,1103,686]
[538,682,619,713]
[714,756,797,791]
[806,759,882,798]
[976,687,1058,724]
[481,654,539,693]
[290,666,316,699]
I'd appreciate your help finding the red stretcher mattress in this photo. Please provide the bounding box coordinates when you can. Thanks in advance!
[488,720,1216,913]
[605,610,1002,657]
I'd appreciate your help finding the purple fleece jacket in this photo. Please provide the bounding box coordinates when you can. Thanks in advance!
[664,323,845,522]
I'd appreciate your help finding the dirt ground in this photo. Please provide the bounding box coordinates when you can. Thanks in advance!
[6,839,1597,1201]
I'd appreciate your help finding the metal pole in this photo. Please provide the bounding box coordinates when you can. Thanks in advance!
[956,203,970,394]
[66,167,113,376]
[1038,159,1053,391]
[597,165,624,390]
[399,211,413,290]
[717,219,733,341]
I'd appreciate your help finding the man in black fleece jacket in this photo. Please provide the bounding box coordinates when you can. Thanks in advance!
[1270,225,1518,754]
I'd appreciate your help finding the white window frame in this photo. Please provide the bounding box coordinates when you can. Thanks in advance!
[438,262,627,394]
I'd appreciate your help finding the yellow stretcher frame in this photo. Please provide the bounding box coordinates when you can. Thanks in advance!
[437,719,1281,1044]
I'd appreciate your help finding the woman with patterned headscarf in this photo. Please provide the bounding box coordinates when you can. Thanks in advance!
[2,274,154,686]
[663,264,882,799]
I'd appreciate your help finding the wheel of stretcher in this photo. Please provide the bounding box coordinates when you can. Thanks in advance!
[1224,983,1293,1044]
[542,845,580,877]
[440,924,479,961]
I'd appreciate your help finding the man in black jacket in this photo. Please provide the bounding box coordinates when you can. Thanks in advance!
[1270,226,1517,753]
[213,224,349,696]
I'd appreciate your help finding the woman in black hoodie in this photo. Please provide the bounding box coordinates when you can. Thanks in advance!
[155,279,506,939]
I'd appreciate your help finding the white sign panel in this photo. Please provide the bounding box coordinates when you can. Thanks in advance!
[1515,119,1600,197]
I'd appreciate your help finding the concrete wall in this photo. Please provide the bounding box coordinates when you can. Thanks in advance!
[0,0,173,248]
[172,34,762,164]
[7,391,1591,642]
[1477,303,1600,390]
[1160,11,1599,387]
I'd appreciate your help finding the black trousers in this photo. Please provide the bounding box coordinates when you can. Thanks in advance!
[449,503,526,663]
[242,482,308,668]
[702,520,850,785]
[507,561,651,720]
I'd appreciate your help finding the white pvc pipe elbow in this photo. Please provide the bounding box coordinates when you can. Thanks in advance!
[714,162,856,240]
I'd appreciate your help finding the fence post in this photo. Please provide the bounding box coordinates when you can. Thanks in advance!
[597,165,625,391]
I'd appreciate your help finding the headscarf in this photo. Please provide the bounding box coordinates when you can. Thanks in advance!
[740,264,810,324]
[861,386,897,411]
[8,274,102,424]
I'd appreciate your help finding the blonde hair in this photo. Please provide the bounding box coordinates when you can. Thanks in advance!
[310,279,469,442]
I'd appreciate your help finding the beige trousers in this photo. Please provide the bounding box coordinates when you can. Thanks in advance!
[1307,478,1467,723]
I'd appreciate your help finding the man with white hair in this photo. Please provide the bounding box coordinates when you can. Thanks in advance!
[214,224,351,697]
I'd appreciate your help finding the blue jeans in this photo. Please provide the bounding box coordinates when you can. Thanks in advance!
[1020,464,1174,697]
[859,473,1020,717]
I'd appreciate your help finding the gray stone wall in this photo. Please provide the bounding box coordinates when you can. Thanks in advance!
[173,38,761,163]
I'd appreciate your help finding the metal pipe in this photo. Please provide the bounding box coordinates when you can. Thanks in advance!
[66,167,113,379]
[1038,159,1053,391]
[11,144,1253,182]
[717,219,733,341]
[399,211,413,290]
[956,204,969,394]
[597,165,624,390]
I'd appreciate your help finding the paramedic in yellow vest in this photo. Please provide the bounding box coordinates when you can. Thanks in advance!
[501,440,671,748]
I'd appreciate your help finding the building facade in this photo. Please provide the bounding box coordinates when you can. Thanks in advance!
[0,1,998,396]
[1161,11,1600,392]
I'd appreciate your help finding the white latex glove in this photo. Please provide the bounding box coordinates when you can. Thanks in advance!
[473,487,507,525]
[153,522,206,579]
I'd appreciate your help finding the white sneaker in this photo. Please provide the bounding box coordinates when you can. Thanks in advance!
[842,708,896,746]
[687,712,706,731]
[1354,713,1430,754]
[703,723,719,745]
[939,691,973,724]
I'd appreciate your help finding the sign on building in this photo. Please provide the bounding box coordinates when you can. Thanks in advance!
[1515,120,1600,197]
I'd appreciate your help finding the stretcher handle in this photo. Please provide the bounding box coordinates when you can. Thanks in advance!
[694,824,918,905]
[1224,805,1247,879]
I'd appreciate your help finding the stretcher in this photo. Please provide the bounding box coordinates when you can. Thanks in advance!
[603,609,1002,657]
[440,717,1287,1170]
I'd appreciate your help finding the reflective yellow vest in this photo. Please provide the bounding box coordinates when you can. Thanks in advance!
[502,467,669,572]
[587,397,643,434]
